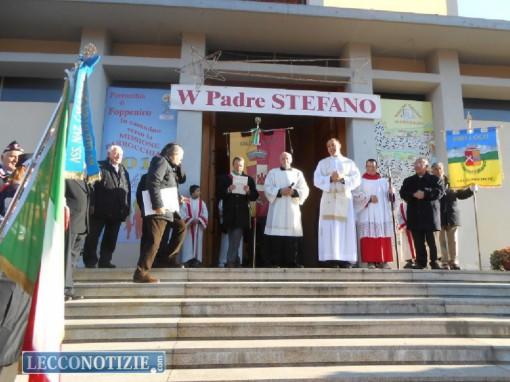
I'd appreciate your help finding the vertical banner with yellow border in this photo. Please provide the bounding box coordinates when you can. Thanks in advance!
[375,99,435,197]
[446,127,503,188]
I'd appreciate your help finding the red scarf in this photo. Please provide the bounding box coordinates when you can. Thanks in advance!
[362,173,381,180]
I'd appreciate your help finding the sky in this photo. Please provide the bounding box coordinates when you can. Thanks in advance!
[458,0,510,21]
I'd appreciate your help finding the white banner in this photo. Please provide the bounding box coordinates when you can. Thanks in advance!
[170,85,381,119]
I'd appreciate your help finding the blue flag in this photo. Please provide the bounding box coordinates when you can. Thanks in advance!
[65,54,101,181]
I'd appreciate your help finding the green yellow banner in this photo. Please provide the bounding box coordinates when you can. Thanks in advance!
[446,127,503,188]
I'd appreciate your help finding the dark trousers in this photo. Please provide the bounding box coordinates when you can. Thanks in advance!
[226,228,244,266]
[82,216,121,266]
[411,230,438,267]
[265,235,300,267]
[65,232,85,296]
[137,216,186,274]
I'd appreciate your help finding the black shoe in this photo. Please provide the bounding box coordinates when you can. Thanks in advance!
[84,263,96,269]
[403,260,414,269]
[338,262,352,269]
[450,264,461,270]
[412,264,425,270]
[98,263,116,268]
[430,262,441,270]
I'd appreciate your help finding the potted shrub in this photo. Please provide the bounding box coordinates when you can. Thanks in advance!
[490,247,510,271]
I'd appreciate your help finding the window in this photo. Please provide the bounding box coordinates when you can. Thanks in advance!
[463,99,510,122]
[0,77,64,102]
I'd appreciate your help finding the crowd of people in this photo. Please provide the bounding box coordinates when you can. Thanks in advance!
[0,138,477,292]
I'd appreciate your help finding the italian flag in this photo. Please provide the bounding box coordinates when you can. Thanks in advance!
[0,83,69,381]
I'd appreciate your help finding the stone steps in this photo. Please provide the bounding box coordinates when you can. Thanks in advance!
[16,364,510,382]
[62,269,510,381]
[73,281,510,298]
[64,315,510,342]
[62,338,510,368]
[65,296,510,318]
[74,268,510,283]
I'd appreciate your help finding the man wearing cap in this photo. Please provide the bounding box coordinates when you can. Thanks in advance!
[0,141,24,189]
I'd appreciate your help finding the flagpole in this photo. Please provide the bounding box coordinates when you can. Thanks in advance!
[0,90,66,238]
[387,168,400,270]
[472,189,483,271]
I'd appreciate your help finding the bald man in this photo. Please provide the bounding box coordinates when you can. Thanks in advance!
[264,152,309,267]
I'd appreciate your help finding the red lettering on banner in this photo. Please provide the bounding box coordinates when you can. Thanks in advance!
[360,99,376,114]
[344,98,358,113]
[317,96,327,112]
[286,94,297,110]
[255,97,265,108]
[329,97,344,112]
[302,95,314,111]
[233,93,245,107]
[207,91,221,105]
[177,89,200,105]
[272,94,285,109]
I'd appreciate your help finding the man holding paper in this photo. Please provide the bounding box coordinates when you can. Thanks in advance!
[133,143,187,283]
[218,157,259,267]
[314,138,361,268]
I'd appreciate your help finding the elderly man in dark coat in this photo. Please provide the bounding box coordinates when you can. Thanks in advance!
[218,156,259,268]
[431,162,475,270]
[400,158,444,270]
[83,145,131,268]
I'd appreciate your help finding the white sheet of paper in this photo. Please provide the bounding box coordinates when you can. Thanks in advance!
[142,187,179,216]
[232,175,248,195]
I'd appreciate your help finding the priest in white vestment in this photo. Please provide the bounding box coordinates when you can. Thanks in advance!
[180,185,208,267]
[353,159,394,269]
[313,138,361,267]
[264,152,310,267]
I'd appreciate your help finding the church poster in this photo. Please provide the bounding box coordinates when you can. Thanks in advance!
[229,130,286,217]
[102,86,177,242]
[374,99,435,198]
[446,127,503,188]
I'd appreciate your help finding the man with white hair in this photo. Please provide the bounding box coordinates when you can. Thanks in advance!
[264,152,309,267]
[83,144,131,268]
[400,158,444,270]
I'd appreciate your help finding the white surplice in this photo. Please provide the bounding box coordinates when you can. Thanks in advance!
[180,198,208,263]
[314,155,361,262]
[264,167,310,237]
[354,177,394,239]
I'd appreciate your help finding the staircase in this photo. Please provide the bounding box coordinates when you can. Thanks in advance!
[62,268,510,381]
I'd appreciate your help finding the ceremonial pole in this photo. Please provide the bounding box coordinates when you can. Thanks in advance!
[472,189,483,271]
[388,169,400,270]
[466,113,483,271]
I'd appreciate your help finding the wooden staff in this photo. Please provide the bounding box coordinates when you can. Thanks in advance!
[388,168,400,270]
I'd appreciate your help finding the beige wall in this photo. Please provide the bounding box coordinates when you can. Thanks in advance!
[456,120,510,270]
[322,0,449,15]
[0,101,57,153]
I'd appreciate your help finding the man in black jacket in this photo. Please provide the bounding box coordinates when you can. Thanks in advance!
[218,156,259,267]
[83,145,131,268]
[65,178,90,300]
[133,143,186,283]
[431,162,475,270]
[400,158,445,270]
